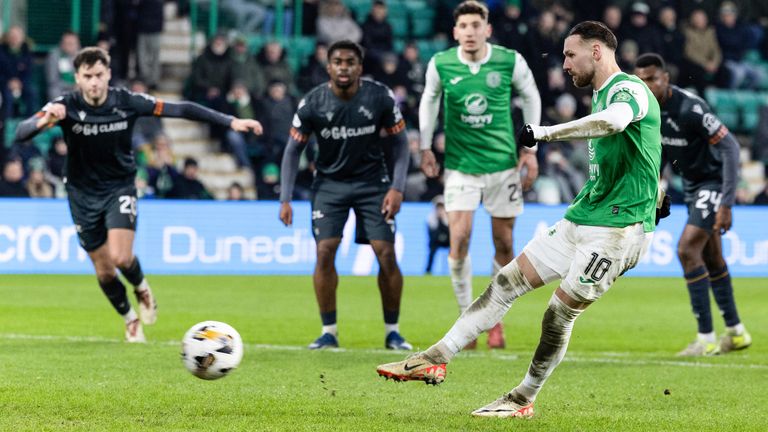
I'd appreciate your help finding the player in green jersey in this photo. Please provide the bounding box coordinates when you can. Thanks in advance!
[377,21,668,418]
[418,0,542,349]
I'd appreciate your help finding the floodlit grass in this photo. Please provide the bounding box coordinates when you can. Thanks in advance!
[0,275,765,431]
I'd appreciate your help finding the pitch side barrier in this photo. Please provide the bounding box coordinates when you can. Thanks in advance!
[0,199,766,276]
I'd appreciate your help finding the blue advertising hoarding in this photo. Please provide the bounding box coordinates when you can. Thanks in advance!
[0,199,766,276]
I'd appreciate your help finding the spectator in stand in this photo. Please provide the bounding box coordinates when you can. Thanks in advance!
[524,10,562,107]
[226,181,247,200]
[189,34,233,112]
[258,80,297,165]
[602,4,624,43]
[298,42,330,93]
[222,0,266,33]
[398,42,426,98]
[168,157,213,200]
[257,41,297,96]
[404,129,427,201]
[47,136,67,180]
[137,0,164,89]
[25,157,54,198]
[224,81,259,169]
[425,194,450,274]
[492,0,527,50]
[716,1,763,89]
[541,146,586,204]
[624,2,663,55]
[361,1,394,75]
[0,157,28,197]
[46,31,81,100]
[130,79,163,152]
[682,8,723,94]
[111,0,140,81]
[257,162,281,200]
[0,26,36,118]
[376,53,410,90]
[618,39,639,72]
[316,0,362,45]
[657,6,685,83]
[146,133,179,198]
[230,35,266,99]
[302,0,321,36]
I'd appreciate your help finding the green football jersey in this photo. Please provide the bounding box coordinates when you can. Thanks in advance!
[433,44,521,174]
[564,72,661,232]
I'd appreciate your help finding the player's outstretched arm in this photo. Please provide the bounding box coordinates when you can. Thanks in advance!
[161,101,262,135]
[524,102,635,143]
[15,102,66,142]
[278,136,307,226]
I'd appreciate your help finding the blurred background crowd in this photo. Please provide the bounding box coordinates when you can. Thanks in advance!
[1,0,768,205]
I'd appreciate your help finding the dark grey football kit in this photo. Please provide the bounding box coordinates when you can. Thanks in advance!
[16,87,234,250]
[659,85,740,230]
[280,79,409,244]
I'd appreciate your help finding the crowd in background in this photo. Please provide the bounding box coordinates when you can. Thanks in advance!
[1,0,768,205]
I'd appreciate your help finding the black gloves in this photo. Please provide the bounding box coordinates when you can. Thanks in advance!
[516,124,538,148]
[655,194,671,225]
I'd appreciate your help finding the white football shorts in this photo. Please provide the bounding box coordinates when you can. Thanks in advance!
[443,168,523,218]
[522,219,652,303]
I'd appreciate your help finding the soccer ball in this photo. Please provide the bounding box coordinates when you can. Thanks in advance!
[181,321,244,380]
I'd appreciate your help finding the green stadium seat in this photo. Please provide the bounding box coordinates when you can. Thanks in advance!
[705,89,740,131]
[411,10,435,38]
[389,16,409,38]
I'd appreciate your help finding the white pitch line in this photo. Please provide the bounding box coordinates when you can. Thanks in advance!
[3,333,765,370]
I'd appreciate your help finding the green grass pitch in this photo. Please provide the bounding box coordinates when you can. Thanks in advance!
[0,275,765,431]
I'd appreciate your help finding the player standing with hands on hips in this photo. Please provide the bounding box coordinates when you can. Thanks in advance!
[378,21,667,418]
[634,53,751,356]
[15,47,263,342]
[418,1,541,349]
[279,41,412,351]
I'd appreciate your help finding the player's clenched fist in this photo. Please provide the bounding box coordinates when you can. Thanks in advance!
[516,124,538,148]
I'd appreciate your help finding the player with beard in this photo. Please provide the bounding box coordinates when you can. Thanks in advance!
[634,53,751,356]
[279,40,412,350]
[377,21,666,418]
[16,47,262,342]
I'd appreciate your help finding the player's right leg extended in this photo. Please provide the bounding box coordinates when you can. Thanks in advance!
[377,256,540,383]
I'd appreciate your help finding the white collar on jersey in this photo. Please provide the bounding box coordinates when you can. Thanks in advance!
[457,42,492,75]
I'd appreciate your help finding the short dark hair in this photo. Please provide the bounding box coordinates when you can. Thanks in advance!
[635,53,666,71]
[73,46,110,70]
[453,0,489,22]
[327,40,365,62]
[568,21,618,51]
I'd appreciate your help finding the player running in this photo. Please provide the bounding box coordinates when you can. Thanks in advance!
[634,53,751,356]
[15,47,262,342]
[418,0,541,349]
[279,40,412,350]
[377,21,665,418]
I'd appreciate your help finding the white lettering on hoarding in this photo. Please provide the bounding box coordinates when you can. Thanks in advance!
[0,225,87,263]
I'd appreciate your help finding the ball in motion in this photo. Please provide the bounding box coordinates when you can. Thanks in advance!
[181,321,243,380]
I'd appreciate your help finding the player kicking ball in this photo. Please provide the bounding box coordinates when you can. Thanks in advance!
[377,21,666,418]
[16,47,262,342]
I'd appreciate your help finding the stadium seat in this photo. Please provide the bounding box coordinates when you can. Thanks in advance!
[705,89,741,131]
[740,92,768,132]
[410,10,435,38]
[389,16,409,39]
